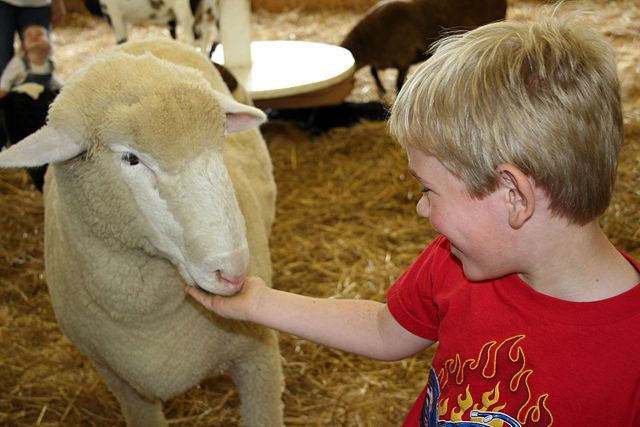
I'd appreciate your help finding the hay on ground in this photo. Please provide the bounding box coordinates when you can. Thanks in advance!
[1,1,639,425]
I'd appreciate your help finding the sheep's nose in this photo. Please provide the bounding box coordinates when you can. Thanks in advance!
[216,270,247,294]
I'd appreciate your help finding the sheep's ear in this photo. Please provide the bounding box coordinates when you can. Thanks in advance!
[0,126,84,168]
[212,90,267,134]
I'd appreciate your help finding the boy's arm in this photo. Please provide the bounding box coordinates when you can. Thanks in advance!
[0,57,22,92]
[185,276,434,361]
[50,74,65,90]
[51,0,67,26]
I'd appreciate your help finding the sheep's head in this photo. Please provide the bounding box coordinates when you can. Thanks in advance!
[0,50,267,296]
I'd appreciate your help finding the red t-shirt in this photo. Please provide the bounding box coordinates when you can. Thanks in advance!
[387,235,640,427]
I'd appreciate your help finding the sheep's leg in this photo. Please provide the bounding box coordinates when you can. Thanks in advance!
[102,3,128,44]
[168,20,177,39]
[209,5,221,56]
[370,65,387,95]
[230,332,284,427]
[396,67,408,92]
[193,16,211,54]
[198,0,219,56]
[172,0,198,48]
[93,363,168,427]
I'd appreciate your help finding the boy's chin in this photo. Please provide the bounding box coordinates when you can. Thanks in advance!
[30,45,50,54]
[462,269,487,282]
[459,261,494,282]
[450,249,492,281]
[462,264,509,283]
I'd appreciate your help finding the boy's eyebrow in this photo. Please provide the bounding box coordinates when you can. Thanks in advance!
[408,168,429,186]
[408,168,425,182]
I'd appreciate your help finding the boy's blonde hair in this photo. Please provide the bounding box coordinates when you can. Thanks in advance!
[389,13,623,225]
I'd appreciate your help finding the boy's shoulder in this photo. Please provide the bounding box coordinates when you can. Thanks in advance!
[404,235,640,313]
[1,56,26,75]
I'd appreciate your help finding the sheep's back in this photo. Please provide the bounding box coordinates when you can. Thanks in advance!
[341,0,507,70]
[341,2,426,69]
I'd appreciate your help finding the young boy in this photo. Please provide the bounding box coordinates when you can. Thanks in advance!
[186,13,640,426]
[0,24,63,98]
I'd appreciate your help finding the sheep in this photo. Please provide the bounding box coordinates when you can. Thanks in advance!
[0,82,58,191]
[340,0,507,95]
[83,0,219,54]
[0,38,283,427]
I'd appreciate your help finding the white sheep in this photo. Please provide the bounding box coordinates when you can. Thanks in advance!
[83,0,219,54]
[0,39,283,427]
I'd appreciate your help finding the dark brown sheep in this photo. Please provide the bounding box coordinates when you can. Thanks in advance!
[340,0,507,94]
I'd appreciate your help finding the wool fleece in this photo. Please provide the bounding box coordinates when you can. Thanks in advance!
[0,39,283,427]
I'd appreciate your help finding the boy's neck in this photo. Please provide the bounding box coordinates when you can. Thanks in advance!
[26,50,48,66]
[516,221,639,302]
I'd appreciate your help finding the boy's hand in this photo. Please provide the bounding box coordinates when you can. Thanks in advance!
[188,275,435,360]
[51,0,67,26]
[185,276,267,322]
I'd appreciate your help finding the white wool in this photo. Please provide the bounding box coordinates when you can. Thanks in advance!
[0,39,283,427]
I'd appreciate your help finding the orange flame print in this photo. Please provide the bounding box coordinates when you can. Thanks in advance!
[436,335,553,426]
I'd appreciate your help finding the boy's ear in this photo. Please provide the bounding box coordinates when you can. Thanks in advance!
[496,164,535,229]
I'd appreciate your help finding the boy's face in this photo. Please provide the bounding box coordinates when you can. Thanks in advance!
[22,25,50,54]
[406,144,514,281]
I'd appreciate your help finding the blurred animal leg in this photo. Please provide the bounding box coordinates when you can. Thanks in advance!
[93,363,168,427]
[103,3,128,44]
[193,15,211,53]
[396,66,408,92]
[370,65,386,95]
[173,0,197,46]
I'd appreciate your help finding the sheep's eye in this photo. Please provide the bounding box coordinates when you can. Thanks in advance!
[121,152,140,166]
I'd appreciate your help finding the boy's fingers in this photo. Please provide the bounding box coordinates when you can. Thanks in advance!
[185,286,217,310]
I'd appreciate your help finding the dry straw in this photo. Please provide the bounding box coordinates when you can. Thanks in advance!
[1,1,639,425]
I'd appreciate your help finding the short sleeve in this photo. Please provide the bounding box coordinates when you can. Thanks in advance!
[387,236,452,341]
[0,57,23,91]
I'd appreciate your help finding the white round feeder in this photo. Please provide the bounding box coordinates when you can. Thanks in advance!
[213,0,355,109]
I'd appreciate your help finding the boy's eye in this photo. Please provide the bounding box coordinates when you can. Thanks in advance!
[421,187,431,193]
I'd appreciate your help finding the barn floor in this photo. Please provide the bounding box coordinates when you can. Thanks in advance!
[1,0,639,425]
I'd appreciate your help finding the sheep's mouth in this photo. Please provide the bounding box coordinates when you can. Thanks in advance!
[191,270,221,296]
[194,283,215,296]
[189,269,245,297]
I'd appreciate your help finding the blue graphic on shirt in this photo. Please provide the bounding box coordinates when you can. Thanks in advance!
[420,368,522,427]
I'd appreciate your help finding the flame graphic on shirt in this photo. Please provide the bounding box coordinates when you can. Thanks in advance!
[436,335,553,426]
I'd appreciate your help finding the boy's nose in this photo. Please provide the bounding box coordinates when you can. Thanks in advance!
[416,196,430,218]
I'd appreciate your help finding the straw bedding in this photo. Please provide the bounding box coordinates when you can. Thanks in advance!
[1,0,638,425]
